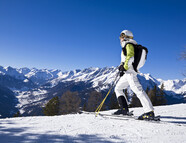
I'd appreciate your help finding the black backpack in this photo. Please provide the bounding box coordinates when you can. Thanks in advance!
[122,43,148,72]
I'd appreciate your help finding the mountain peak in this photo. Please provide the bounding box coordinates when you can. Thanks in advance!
[0,65,185,95]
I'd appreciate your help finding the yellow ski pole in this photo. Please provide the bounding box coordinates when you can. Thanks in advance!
[95,87,112,114]
[95,71,120,116]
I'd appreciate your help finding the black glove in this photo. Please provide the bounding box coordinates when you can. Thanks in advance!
[118,63,126,77]
[119,70,124,77]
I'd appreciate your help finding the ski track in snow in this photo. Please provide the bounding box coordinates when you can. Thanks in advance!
[0,104,186,143]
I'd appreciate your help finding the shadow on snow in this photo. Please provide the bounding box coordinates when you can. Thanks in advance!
[0,120,124,143]
[161,116,186,125]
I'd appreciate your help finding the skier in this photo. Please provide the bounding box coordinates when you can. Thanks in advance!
[114,30,155,120]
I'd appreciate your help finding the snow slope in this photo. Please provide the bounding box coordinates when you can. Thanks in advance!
[0,104,186,143]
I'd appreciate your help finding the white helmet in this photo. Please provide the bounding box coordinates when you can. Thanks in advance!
[120,30,133,39]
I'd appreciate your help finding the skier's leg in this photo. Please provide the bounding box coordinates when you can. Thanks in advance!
[127,73,154,113]
[115,74,128,98]
[114,75,129,115]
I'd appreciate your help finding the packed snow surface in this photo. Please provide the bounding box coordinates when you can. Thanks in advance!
[0,104,186,143]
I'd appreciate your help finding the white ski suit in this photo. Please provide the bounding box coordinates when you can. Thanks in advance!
[115,39,154,113]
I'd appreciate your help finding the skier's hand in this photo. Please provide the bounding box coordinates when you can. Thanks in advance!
[118,63,126,77]
[119,71,124,77]
[118,64,126,72]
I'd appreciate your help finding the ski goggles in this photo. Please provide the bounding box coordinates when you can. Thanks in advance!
[119,33,126,39]
[119,33,133,39]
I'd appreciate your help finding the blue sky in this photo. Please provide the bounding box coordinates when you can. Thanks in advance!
[0,0,185,80]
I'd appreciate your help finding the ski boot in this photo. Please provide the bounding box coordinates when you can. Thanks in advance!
[113,108,129,115]
[138,111,155,120]
[113,96,133,116]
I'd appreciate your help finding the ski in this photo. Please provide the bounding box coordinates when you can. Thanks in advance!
[99,111,134,118]
[81,111,185,126]
[81,111,160,122]
[99,113,130,120]
[98,113,131,120]
[98,113,184,126]
[98,113,161,122]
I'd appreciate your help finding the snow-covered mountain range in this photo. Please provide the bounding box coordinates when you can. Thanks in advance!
[0,66,185,118]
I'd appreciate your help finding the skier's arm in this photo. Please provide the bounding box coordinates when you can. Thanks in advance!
[124,44,134,70]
